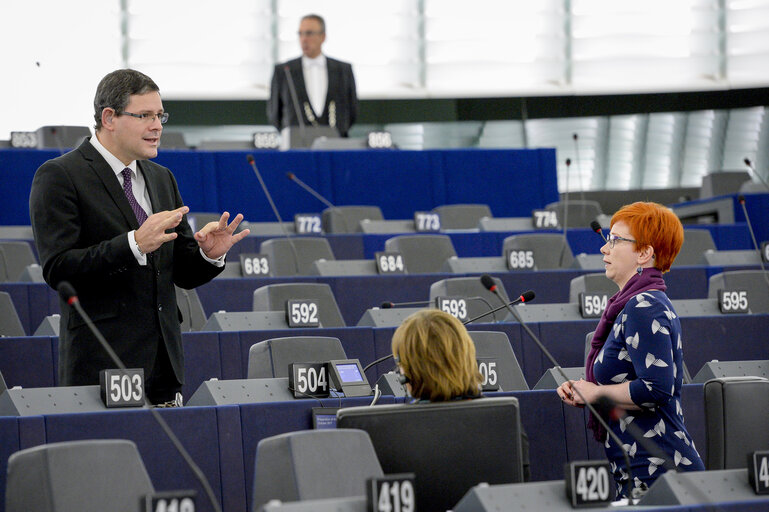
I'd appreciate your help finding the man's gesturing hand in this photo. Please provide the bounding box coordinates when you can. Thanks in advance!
[194,211,250,260]
[134,206,189,254]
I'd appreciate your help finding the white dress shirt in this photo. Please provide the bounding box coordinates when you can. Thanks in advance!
[302,54,328,116]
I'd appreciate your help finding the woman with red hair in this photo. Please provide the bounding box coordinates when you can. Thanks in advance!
[557,202,704,499]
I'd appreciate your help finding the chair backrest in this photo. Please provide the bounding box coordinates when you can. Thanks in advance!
[159,130,188,149]
[707,270,769,313]
[252,429,383,511]
[384,235,457,274]
[337,397,524,512]
[0,241,37,282]
[700,171,751,198]
[260,237,335,276]
[0,291,24,337]
[568,273,617,303]
[545,200,603,229]
[34,126,91,149]
[704,377,769,470]
[322,206,384,233]
[429,276,510,324]
[252,283,346,328]
[5,439,154,512]
[248,336,347,378]
[432,204,492,230]
[468,331,528,391]
[502,234,574,269]
[175,286,207,332]
[673,228,717,266]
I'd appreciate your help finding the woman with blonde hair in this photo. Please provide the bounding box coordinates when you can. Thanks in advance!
[558,202,704,498]
[391,309,481,401]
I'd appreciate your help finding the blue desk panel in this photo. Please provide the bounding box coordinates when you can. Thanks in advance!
[0,148,559,225]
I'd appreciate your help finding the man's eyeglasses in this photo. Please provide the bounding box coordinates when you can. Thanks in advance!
[297,30,323,37]
[122,111,169,124]
[607,233,636,249]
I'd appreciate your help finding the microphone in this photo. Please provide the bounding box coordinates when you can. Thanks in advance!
[572,132,586,201]
[362,353,397,373]
[57,282,223,512]
[737,195,769,289]
[380,299,431,309]
[462,290,534,325]
[479,276,638,502]
[590,219,608,243]
[246,155,301,273]
[283,65,306,133]
[744,157,769,192]
[285,172,351,232]
[557,158,572,268]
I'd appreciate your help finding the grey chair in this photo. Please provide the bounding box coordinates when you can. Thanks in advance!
[502,234,574,269]
[175,286,207,332]
[260,237,335,276]
[252,283,346,328]
[0,241,37,282]
[252,429,384,512]
[34,125,91,149]
[310,259,378,276]
[0,292,24,337]
[704,377,769,470]
[545,200,603,229]
[248,336,347,378]
[429,276,510,324]
[568,273,617,303]
[337,397,525,512]
[159,131,188,149]
[322,206,384,233]
[673,229,717,266]
[432,204,492,230]
[468,331,529,391]
[5,440,154,512]
[707,270,769,313]
[384,235,457,274]
[700,171,751,199]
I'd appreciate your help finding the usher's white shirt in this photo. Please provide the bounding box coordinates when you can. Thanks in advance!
[302,54,328,116]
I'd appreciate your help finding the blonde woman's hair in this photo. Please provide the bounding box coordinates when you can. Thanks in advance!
[391,309,482,401]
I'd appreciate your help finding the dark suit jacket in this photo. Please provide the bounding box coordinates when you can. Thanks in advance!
[268,56,358,137]
[29,139,223,387]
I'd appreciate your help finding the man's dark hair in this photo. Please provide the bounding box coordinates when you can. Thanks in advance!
[301,14,325,33]
[93,69,159,131]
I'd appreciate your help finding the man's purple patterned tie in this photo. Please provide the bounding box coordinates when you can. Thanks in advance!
[122,168,148,225]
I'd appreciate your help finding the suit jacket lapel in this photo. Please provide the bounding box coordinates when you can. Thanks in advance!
[138,161,158,214]
[291,59,310,106]
[326,58,339,105]
[79,140,140,230]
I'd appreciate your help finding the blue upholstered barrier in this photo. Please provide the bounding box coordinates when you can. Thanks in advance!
[0,148,559,226]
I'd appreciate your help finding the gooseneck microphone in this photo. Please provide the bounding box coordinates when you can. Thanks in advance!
[285,172,351,232]
[379,299,431,309]
[590,219,608,243]
[479,275,637,502]
[744,157,769,192]
[737,195,769,290]
[58,282,222,512]
[246,155,301,273]
[283,65,306,134]
[462,289,534,325]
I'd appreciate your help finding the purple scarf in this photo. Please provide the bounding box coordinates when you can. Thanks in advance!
[585,267,666,441]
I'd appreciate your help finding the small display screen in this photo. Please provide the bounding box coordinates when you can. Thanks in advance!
[312,407,339,429]
[336,363,364,383]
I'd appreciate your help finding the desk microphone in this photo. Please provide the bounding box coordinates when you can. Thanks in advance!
[246,155,300,273]
[590,219,608,243]
[479,275,637,502]
[557,158,572,268]
[462,289,534,325]
[744,157,769,192]
[379,299,431,309]
[737,195,769,290]
[283,65,306,134]
[573,132,586,202]
[58,282,222,512]
[285,172,351,232]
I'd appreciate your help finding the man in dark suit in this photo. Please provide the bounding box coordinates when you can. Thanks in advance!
[268,14,358,137]
[29,69,250,404]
